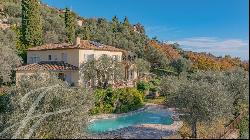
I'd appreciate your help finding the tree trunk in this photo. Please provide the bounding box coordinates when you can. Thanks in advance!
[191,120,197,138]
[0,78,3,87]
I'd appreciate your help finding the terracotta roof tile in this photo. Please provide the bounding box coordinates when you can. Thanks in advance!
[28,40,126,53]
[16,61,78,71]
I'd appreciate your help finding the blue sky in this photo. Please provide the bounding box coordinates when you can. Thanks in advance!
[42,0,249,60]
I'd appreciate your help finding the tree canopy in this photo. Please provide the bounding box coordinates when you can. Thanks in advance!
[160,69,249,138]
[80,55,124,88]
[134,58,151,77]
[0,42,22,86]
[0,72,93,139]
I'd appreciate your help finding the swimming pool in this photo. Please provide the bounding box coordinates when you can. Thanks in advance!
[88,110,174,133]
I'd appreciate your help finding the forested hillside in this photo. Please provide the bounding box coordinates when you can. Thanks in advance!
[0,0,248,73]
[0,1,249,139]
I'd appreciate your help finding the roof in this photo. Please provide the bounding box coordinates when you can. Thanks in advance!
[28,40,127,53]
[16,61,79,71]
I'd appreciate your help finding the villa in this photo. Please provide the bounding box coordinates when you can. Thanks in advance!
[16,37,138,87]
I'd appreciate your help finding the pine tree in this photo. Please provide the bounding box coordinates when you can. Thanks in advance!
[135,23,145,34]
[112,16,119,24]
[123,16,130,27]
[21,0,42,46]
[112,16,119,32]
[65,8,76,44]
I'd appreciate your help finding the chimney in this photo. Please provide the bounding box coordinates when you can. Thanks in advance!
[75,37,81,46]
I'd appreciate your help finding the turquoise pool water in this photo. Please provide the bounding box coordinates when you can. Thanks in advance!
[88,111,174,133]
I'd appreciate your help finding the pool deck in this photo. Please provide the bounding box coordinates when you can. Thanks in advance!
[88,103,183,139]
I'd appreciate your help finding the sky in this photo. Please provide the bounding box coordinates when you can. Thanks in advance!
[42,0,249,60]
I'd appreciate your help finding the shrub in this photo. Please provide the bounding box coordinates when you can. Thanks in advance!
[149,77,161,86]
[136,81,150,92]
[114,88,144,113]
[90,89,112,114]
[90,87,144,115]
[3,3,21,17]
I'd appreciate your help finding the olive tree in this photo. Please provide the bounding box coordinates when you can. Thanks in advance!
[170,57,192,76]
[144,45,170,69]
[80,55,124,88]
[189,69,249,115]
[168,80,233,138]
[0,43,22,86]
[159,75,187,97]
[223,68,249,114]
[135,58,151,78]
[0,72,93,139]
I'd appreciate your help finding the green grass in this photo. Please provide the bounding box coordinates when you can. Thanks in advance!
[144,96,165,105]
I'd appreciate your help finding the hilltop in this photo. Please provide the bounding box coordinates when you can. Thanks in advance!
[0,0,248,72]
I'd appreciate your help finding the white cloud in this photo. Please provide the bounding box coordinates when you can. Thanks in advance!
[173,37,249,60]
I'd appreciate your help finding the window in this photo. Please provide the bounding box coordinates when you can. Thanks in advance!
[48,55,52,61]
[29,55,40,63]
[29,57,33,63]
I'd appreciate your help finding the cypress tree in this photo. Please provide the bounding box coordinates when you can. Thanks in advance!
[65,8,76,44]
[21,0,42,46]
